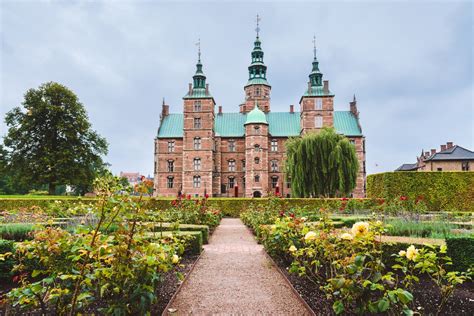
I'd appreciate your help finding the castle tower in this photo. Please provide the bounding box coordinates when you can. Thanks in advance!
[242,15,271,113]
[300,37,334,134]
[244,102,269,197]
[182,43,216,196]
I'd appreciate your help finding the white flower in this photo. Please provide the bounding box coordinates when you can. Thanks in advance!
[399,250,406,257]
[340,233,353,240]
[351,222,370,237]
[304,231,317,241]
[172,254,180,264]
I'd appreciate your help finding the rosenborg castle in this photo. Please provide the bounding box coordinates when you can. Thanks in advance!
[154,33,366,198]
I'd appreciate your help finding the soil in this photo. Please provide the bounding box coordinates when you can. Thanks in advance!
[273,258,474,315]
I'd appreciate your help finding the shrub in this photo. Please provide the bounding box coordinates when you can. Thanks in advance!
[0,223,37,241]
[151,223,210,244]
[384,219,458,238]
[446,236,474,272]
[0,239,15,280]
[367,172,474,212]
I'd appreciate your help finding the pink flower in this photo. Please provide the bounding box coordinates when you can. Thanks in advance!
[400,196,408,201]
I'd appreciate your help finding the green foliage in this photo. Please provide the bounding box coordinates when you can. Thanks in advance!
[367,172,474,211]
[384,219,460,238]
[151,223,210,243]
[285,128,359,197]
[0,223,37,241]
[148,231,203,255]
[5,175,187,314]
[446,236,474,272]
[0,239,15,280]
[3,82,108,195]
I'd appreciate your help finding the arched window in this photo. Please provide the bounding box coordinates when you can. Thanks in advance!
[228,177,235,188]
[193,176,201,188]
[194,117,201,128]
[254,144,261,152]
[270,160,278,172]
[167,141,175,152]
[193,158,201,171]
[167,160,174,172]
[254,175,260,183]
[167,176,174,188]
[271,176,278,188]
[254,157,260,164]
[315,98,323,110]
[194,137,201,150]
[228,139,236,152]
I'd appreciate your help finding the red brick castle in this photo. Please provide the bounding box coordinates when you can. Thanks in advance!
[154,32,366,198]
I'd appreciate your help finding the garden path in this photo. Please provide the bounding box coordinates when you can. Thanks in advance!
[166,218,312,315]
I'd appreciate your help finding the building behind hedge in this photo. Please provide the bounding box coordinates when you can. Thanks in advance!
[154,33,366,198]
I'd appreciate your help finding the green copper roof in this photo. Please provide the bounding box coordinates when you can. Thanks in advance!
[183,88,213,99]
[157,111,362,138]
[245,78,270,87]
[302,85,334,97]
[245,104,268,125]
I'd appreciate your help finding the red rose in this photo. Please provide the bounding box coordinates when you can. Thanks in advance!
[341,197,349,201]
[400,196,408,201]
[187,194,191,200]
[279,211,285,217]
[205,193,209,199]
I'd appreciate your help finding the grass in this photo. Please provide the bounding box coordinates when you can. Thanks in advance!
[0,223,37,241]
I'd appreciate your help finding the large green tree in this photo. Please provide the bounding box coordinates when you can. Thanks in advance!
[3,82,108,195]
[285,127,359,197]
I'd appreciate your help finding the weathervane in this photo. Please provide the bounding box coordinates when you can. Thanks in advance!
[313,34,317,59]
[255,14,261,37]
[196,38,201,62]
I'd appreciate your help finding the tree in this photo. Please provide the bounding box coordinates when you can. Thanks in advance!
[285,127,359,198]
[3,82,108,195]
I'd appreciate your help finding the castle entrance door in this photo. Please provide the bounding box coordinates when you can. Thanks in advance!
[253,191,262,198]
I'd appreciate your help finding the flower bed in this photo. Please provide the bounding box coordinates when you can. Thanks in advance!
[241,198,472,315]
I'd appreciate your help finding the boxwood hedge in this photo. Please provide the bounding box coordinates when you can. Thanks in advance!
[367,171,474,212]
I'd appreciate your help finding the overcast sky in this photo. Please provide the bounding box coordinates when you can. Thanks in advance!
[1,0,473,176]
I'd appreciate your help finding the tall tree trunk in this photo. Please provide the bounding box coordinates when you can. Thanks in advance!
[48,183,56,195]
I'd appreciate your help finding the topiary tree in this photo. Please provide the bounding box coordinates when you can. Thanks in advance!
[285,127,358,197]
[3,82,108,195]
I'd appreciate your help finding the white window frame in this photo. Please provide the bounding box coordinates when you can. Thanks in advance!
[228,160,236,172]
[193,176,201,188]
[315,98,323,110]
[193,158,201,171]
[194,137,201,150]
[271,139,278,152]
[315,116,323,128]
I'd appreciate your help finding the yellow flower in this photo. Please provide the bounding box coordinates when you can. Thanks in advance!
[304,231,317,241]
[172,254,180,264]
[351,222,370,237]
[289,245,297,252]
[406,245,419,261]
[340,233,353,240]
[399,250,406,257]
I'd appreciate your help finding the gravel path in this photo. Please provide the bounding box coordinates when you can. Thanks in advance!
[166,218,312,315]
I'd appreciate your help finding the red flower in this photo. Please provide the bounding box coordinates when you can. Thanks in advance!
[400,196,408,201]
[339,207,345,211]
[341,197,349,201]
[290,213,295,218]
[12,275,19,283]
[187,194,191,200]
[279,211,285,217]
[378,199,385,205]
[171,200,177,206]
[205,193,209,199]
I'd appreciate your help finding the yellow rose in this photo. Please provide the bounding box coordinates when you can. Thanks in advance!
[351,222,370,237]
[304,231,317,241]
[406,245,419,261]
[399,250,406,257]
[340,233,353,240]
[289,245,297,252]
[172,254,179,264]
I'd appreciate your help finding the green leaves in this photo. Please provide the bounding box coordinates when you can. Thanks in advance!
[333,300,344,314]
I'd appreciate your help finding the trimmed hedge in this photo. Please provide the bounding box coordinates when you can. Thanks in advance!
[367,171,474,212]
[147,231,203,255]
[446,236,474,272]
[151,223,210,243]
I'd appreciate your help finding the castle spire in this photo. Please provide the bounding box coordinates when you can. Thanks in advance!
[309,36,323,87]
[246,14,269,86]
[184,39,212,99]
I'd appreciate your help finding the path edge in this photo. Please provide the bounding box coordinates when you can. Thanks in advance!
[245,224,316,316]
[161,250,204,316]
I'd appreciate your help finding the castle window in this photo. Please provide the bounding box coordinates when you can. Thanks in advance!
[228,160,236,172]
[194,100,202,112]
[315,116,323,128]
[254,157,260,164]
[254,175,260,183]
[228,177,235,188]
[167,141,175,152]
[271,176,278,188]
[167,176,174,188]
[315,98,323,110]
[193,176,201,188]
[350,139,355,146]
[242,177,246,188]
[271,139,278,152]
[462,162,470,171]
[194,137,201,150]
[271,160,278,172]
[242,160,246,171]
[254,144,261,152]
[255,87,261,96]
[193,158,201,171]
[437,168,443,172]
[167,160,174,172]
[228,139,236,152]
[286,177,291,189]
[194,118,201,129]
